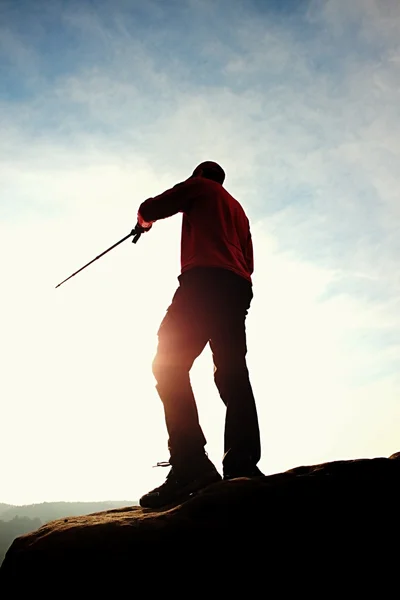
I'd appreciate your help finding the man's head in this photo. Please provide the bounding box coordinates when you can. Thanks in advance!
[191,161,225,184]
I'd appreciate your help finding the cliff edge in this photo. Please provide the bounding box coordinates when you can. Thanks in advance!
[1,452,399,590]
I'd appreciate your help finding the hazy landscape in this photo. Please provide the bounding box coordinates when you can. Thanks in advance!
[1,0,399,584]
[0,500,136,565]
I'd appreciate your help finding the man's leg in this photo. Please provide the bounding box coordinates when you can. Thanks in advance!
[140,283,221,508]
[209,276,261,477]
[151,282,213,468]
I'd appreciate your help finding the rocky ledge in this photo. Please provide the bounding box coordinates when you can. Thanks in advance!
[1,452,399,591]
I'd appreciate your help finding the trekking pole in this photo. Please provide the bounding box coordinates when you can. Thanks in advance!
[55,225,143,289]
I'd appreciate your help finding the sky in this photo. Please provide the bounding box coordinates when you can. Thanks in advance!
[1,0,399,505]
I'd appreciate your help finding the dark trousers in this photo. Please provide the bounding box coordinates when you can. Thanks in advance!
[152,267,261,474]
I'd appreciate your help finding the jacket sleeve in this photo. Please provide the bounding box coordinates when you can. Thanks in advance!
[137,179,194,227]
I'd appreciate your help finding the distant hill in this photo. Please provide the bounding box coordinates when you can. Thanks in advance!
[0,500,137,566]
[0,505,13,518]
[0,501,136,523]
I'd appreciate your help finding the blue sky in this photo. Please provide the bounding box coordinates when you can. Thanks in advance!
[1,0,399,503]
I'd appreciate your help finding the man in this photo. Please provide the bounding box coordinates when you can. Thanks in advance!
[137,161,262,509]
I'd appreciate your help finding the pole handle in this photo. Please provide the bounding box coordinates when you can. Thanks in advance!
[132,230,142,244]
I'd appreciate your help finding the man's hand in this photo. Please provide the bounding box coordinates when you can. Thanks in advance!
[131,216,153,244]
[131,210,153,242]
[137,211,154,231]
[134,221,152,234]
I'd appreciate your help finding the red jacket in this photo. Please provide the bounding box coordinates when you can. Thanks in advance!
[138,176,253,283]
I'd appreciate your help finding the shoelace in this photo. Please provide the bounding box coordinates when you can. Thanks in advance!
[152,461,177,485]
[153,461,171,468]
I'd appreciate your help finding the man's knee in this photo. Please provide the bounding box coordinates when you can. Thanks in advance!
[152,354,165,383]
[152,353,189,383]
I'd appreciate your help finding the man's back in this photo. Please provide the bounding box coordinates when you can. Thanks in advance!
[180,177,253,282]
[138,175,253,282]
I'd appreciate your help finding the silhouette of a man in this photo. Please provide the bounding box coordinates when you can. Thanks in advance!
[137,161,262,508]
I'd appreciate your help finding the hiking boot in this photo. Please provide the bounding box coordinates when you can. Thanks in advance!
[140,456,221,509]
[223,465,265,480]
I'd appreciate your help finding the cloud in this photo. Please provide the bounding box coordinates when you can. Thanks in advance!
[1,0,399,314]
[1,0,399,340]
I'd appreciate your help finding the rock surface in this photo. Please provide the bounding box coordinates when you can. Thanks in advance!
[1,452,399,591]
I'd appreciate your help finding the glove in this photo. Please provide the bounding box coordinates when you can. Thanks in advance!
[136,211,153,233]
[134,221,152,234]
[131,219,152,244]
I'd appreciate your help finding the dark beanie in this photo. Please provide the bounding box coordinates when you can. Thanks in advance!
[191,161,225,184]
